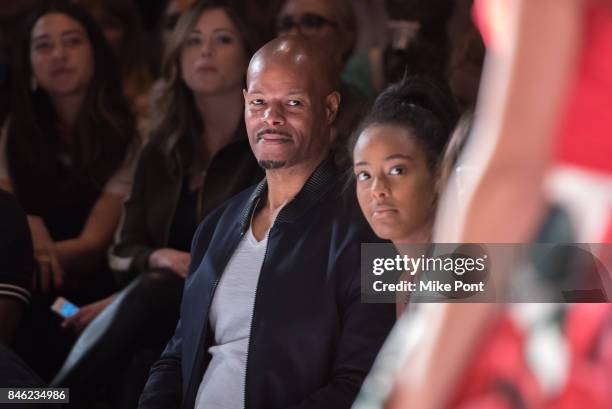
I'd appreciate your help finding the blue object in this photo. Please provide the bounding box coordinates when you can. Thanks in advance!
[59,301,79,318]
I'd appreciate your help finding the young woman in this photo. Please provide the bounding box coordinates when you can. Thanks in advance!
[351,76,458,319]
[0,1,139,302]
[52,2,263,405]
[0,0,139,380]
[350,77,461,409]
[352,76,458,247]
[106,0,263,299]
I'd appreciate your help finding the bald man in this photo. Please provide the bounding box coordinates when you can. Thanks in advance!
[138,37,394,409]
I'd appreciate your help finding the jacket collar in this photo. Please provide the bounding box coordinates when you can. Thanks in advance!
[238,157,337,233]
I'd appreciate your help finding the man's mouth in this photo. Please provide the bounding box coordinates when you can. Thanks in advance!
[256,130,292,144]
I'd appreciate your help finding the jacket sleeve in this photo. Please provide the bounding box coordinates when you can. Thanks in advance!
[108,144,157,287]
[287,237,396,409]
[137,206,226,409]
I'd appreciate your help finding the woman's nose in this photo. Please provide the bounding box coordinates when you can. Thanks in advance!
[371,177,390,198]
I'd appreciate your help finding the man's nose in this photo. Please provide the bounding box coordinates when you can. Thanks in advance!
[263,102,285,126]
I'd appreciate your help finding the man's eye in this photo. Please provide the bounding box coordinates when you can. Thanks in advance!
[287,100,301,107]
[389,166,404,175]
[250,99,264,105]
[356,171,370,181]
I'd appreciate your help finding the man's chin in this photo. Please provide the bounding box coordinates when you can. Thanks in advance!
[258,160,287,170]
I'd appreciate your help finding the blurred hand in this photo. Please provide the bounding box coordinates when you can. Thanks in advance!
[27,216,64,293]
[148,248,190,278]
[62,295,115,334]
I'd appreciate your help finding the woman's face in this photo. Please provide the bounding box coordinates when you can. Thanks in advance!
[180,8,248,95]
[30,13,94,98]
[353,124,436,243]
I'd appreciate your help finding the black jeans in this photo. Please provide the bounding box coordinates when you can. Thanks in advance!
[51,270,184,408]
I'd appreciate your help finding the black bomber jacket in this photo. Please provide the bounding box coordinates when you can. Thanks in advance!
[137,158,396,409]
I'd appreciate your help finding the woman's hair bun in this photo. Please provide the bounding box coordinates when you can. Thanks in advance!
[350,75,459,170]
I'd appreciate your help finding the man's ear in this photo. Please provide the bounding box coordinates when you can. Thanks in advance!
[243,88,248,102]
[325,91,341,125]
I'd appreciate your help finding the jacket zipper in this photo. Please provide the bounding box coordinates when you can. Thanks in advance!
[188,211,260,407]
[243,224,274,409]
[185,275,220,409]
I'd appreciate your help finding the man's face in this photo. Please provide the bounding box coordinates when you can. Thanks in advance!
[276,0,342,60]
[244,59,335,170]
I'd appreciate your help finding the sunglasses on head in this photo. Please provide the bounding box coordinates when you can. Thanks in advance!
[276,12,338,35]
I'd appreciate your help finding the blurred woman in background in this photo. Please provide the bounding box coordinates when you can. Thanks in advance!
[0,0,139,378]
[0,0,138,303]
[52,2,263,405]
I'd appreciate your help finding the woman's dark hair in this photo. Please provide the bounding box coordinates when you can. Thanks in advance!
[149,0,261,175]
[75,0,157,92]
[6,0,137,214]
[350,75,459,172]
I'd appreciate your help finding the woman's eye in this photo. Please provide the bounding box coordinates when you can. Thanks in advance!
[33,41,53,52]
[215,35,234,45]
[185,36,201,47]
[64,36,82,47]
[389,166,404,175]
[356,171,370,181]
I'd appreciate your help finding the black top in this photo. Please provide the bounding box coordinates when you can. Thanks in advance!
[0,189,34,305]
[167,178,199,252]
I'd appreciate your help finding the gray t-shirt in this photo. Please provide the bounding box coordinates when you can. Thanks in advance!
[194,225,269,409]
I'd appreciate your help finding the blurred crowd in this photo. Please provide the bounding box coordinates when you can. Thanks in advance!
[0,0,610,408]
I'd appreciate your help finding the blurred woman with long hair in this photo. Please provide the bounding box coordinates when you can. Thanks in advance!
[52,2,263,405]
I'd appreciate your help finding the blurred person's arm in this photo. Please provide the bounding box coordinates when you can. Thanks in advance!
[0,299,24,345]
[1,126,63,290]
[0,188,34,345]
[56,144,141,276]
[108,144,170,285]
[1,183,62,294]
[27,215,63,292]
[55,192,123,275]
[388,1,584,408]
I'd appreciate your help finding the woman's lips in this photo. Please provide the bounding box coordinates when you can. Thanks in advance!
[50,67,74,77]
[196,65,218,73]
[372,205,398,219]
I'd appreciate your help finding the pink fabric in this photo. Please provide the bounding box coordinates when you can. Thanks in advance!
[554,1,612,174]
